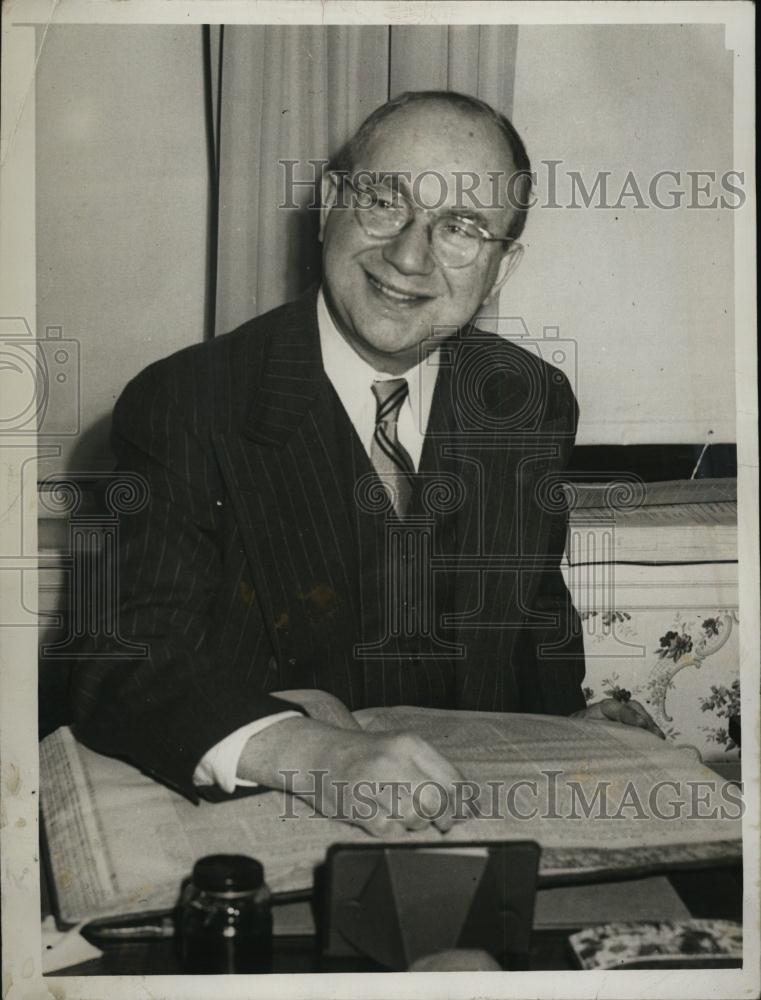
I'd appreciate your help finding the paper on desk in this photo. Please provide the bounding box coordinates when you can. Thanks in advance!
[41,710,742,925]
[41,916,102,973]
[533,876,691,929]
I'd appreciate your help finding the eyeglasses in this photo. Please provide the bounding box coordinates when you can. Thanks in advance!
[335,174,524,270]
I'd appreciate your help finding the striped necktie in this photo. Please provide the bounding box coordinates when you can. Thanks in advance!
[371,378,414,518]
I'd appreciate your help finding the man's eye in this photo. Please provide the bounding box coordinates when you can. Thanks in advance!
[441,220,476,239]
[373,191,400,210]
[355,186,400,211]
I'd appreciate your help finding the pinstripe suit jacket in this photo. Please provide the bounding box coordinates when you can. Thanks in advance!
[71,288,585,800]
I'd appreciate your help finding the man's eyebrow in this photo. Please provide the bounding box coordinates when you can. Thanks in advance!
[445,207,490,226]
[368,171,412,192]
[368,173,494,225]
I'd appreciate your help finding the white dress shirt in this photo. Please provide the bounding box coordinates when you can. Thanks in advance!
[193,287,440,793]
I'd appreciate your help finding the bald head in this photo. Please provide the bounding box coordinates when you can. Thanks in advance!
[331,90,532,241]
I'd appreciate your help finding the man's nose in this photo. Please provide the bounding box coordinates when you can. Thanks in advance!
[381,217,436,276]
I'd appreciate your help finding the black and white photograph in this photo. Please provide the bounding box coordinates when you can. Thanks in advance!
[0,2,758,998]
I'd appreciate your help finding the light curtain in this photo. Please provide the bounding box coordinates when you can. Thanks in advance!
[214,25,519,335]
[389,24,518,108]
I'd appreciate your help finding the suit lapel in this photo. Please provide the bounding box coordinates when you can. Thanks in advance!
[212,291,359,661]
[417,331,483,554]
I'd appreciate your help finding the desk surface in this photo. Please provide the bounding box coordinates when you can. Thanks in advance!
[48,864,742,976]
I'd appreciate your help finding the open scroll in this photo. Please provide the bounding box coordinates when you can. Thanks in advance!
[40,703,742,926]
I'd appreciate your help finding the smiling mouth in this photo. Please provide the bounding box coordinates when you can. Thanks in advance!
[365,271,431,305]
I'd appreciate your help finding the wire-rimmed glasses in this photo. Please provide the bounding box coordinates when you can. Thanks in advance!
[335,173,524,270]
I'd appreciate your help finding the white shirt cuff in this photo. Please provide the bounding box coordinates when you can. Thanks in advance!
[193,711,301,794]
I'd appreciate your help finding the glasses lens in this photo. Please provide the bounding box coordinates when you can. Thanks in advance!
[354,184,409,237]
[432,218,482,267]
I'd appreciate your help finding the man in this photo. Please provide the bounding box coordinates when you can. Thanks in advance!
[71,91,660,837]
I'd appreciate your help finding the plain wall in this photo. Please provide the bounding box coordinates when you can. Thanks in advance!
[36,26,209,475]
[503,23,736,445]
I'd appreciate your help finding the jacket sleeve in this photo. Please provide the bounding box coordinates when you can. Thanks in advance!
[69,362,303,801]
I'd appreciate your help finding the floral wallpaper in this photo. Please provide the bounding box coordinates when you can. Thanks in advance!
[578,608,740,761]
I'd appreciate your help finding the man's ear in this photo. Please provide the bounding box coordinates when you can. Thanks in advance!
[482,244,524,307]
[319,172,340,243]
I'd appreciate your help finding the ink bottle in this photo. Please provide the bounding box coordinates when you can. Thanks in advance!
[179,854,273,973]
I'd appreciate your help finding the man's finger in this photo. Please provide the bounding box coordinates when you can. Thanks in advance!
[374,764,453,833]
[619,703,650,729]
[414,778,460,833]
[361,814,411,840]
[597,698,661,738]
[578,700,667,740]
[406,739,465,832]
[382,778,435,832]
[408,735,465,788]
[385,771,457,833]
[626,700,667,739]
[598,699,624,723]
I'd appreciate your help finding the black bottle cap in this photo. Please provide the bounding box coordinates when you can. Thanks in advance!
[192,854,265,893]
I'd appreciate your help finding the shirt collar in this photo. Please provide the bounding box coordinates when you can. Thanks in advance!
[316,286,439,433]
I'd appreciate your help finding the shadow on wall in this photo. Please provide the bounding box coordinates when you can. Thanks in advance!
[65,412,114,472]
[289,204,323,306]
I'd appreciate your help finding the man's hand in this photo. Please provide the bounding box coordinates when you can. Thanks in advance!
[237,716,465,838]
[573,698,666,739]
